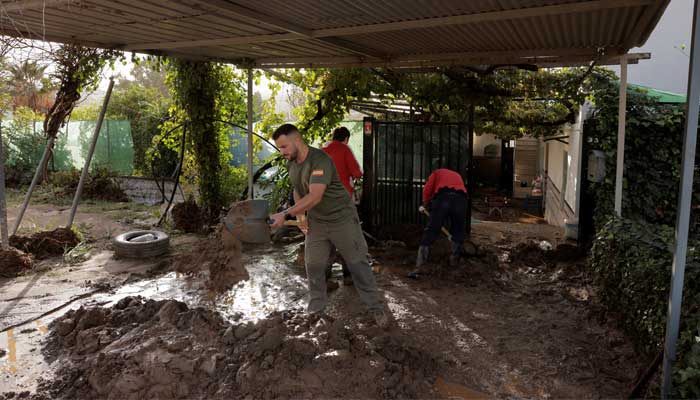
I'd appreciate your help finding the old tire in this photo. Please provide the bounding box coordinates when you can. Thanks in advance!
[112,230,169,258]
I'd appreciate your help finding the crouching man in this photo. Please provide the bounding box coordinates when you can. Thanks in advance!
[268,124,388,328]
[416,168,469,269]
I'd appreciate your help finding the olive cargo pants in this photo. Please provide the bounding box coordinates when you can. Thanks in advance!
[304,215,383,313]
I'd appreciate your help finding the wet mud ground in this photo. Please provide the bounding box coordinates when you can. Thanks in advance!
[0,201,644,398]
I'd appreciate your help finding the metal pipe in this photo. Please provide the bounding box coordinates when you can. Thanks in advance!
[614,55,628,216]
[66,78,114,229]
[0,121,8,249]
[247,68,254,200]
[661,0,700,396]
[11,135,55,236]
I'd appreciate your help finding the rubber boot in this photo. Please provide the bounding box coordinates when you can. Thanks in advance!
[409,246,430,279]
[449,242,464,266]
[416,245,430,267]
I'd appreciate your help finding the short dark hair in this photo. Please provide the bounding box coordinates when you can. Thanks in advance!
[272,123,300,140]
[332,126,350,142]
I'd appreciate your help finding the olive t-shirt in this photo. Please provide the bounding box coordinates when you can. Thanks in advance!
[288,147,356,223]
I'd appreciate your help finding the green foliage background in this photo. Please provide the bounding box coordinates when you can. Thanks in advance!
[584,76,700,395]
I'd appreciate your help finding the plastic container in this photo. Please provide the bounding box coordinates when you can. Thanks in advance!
[564,218,579,240]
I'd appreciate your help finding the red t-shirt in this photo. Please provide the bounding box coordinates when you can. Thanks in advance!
[322,141,363,194]
[422,168,467,205]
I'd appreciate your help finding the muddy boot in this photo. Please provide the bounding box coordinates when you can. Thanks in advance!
[409,246,430,279]
[449,242,464,267]
[372,309,390,329]
[326,280,340,292]
[416,245,430,267]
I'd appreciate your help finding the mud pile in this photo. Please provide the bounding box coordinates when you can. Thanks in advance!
[174,226,249,292]
[0,247,33,277]
[509,241,549,267]
[40,297,231,399]
[171,198,204,233]
[39,297,437,400]
[509,241,587,268]
[376,224,424,248]
[9,228,80,259]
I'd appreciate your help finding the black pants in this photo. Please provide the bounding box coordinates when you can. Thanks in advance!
[420,191,468,246]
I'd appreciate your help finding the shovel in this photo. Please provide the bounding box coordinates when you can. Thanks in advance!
[419,205,453,240]
[222,200,310,244]
[418,206,477,257]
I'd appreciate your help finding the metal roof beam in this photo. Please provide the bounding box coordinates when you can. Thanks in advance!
[314,0,653,37]
[0,0,75,13]
[124,0,652,52]
[125,0,386,58]
[254,52,650,69]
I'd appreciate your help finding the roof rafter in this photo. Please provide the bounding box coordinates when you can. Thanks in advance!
[124,0,386,58]
[124,0,652,52]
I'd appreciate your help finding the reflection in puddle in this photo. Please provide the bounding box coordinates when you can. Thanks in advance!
[94,244,308,323]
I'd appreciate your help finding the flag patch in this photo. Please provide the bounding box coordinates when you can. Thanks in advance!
[311,169,324,177]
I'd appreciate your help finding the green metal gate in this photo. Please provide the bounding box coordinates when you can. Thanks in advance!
[361,117,474,234]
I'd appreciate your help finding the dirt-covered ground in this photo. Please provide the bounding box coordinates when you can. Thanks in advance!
[1,193,645,399]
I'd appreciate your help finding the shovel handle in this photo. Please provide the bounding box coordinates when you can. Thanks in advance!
[267,218,303,227]
[418,207,452,240]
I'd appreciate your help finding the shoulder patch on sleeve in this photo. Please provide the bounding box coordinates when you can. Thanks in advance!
[311,169,324,177]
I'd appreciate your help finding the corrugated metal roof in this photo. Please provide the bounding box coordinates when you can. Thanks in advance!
[0,0,669,68]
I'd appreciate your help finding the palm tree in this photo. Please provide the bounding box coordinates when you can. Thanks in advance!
[9,60,49,112]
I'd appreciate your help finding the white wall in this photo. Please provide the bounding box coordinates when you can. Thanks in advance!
[473,133,501,157]
[545,104,588,225]
[547,140,566,191]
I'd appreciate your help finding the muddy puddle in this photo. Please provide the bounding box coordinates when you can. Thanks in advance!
[0,243,308,394]
[98,245,308,323]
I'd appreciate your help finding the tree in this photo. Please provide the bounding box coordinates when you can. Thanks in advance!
[116,61,169,96]
[271,66,608,143]
[159,59,249,221]
[42,44,122,180]
[7,60,53,112]
[252,91,263,121]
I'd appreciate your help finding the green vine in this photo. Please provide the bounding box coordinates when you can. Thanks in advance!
[271,66,614,142]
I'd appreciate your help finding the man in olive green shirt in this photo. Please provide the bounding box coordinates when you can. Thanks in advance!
[269,124,388,328]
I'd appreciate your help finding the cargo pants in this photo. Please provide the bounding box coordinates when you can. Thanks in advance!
[304,214,383,313]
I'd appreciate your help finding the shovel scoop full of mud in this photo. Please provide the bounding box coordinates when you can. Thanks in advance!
[222,199,272,244]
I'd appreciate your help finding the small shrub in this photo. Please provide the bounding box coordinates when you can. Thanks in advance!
[171,196,204,233]
[51,167,128,202]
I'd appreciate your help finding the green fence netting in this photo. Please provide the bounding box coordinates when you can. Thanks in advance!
[3,119,365,177]
[3,119,134,175]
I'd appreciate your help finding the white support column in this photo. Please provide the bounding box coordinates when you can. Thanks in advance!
[614,55,628,217]
[662,0,700,396]
[247,68,254,200]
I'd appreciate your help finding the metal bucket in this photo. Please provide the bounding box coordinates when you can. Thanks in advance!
[223,199,271,244]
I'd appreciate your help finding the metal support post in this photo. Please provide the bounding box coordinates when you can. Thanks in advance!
[0,121,8,249]
[662,0,700,396]
[66,78,114,229]
[614,55,628,217]
[247,68,254,200]
[12,135,55,236]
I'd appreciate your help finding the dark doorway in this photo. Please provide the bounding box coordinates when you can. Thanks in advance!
[500,140,514,196]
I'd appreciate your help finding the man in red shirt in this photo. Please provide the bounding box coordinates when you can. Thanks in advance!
[322,126,363,285]
[416,168,468,269]
[322,126,363,195]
